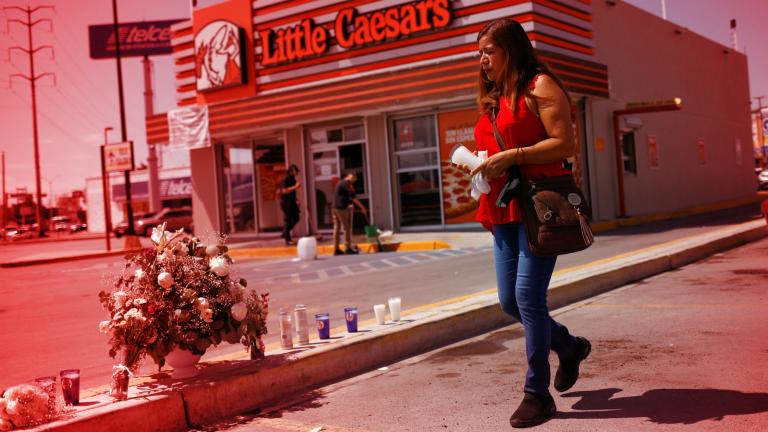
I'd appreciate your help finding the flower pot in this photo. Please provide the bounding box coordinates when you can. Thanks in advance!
[166,347,202,379]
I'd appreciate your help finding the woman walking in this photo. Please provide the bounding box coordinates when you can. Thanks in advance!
[468,18,591,428]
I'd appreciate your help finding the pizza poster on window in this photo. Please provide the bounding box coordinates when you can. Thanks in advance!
[258,164,285,201]
[438,108,480,224]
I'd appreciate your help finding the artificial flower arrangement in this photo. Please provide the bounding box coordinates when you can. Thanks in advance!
[0,384,66,431]
[98,223,269,395]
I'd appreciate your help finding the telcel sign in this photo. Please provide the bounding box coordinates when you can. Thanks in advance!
[89,20,183,59]
[259,0,451,66]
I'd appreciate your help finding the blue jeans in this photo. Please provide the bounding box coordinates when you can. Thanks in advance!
[493,223,577,397]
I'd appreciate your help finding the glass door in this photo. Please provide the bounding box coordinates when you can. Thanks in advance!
[222,144,256,234]
[392,115,443,227]
[307,124,367,231]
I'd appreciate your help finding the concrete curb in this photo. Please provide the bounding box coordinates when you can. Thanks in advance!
[31,219,766,431]
[0,249,143,268]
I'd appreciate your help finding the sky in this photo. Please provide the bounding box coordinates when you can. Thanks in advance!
[0,0,767,201]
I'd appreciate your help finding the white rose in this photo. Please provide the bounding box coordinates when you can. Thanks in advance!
[150,224,170,245]
[230,302,247,321]
[98,320,111,333]
[158,272,174,289]
[135,269,145,280]
[209,256,231,277]
[113,291,128,308]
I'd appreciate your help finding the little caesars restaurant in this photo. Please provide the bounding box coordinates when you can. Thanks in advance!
[145,0,754,236]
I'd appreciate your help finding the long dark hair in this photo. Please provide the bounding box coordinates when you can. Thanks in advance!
[477,18,570,115]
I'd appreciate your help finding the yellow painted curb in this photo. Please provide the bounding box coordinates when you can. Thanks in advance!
[228,240,452,259]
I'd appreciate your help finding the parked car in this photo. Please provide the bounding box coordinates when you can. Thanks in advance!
[136,207,193,237]
[114,212,156,238]
[69,222,87,233]
[51,216,72,232]
[757,168,768,190]
[6,227,35,241]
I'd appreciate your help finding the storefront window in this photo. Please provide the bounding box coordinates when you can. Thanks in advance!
[393,115,442,227]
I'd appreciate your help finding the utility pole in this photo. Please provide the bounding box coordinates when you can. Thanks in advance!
[4,5,55,237]
[143,55,162,213]
[1,152,6,230]
[111,0,137,242]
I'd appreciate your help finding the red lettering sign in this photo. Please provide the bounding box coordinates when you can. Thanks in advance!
[260,0,451,66]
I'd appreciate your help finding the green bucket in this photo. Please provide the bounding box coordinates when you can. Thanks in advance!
[364,225,379,238]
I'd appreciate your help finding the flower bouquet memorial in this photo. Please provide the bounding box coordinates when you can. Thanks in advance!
[99,223,269,397]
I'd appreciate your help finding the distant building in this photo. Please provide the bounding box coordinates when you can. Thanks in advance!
[85,166,191,233]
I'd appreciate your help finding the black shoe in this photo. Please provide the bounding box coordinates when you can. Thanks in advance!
[344,247,359,255]
[509,392,556,428]
[554,336,591,392]
[333,248,344,256]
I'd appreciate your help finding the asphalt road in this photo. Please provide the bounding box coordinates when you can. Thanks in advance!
[217,235,768,432]
[0,204,762,393]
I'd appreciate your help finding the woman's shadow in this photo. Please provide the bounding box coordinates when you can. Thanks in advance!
[559,388,768,425]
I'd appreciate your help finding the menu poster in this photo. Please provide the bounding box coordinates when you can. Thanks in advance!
[438,108,480,225]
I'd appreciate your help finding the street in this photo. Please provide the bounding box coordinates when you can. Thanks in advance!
[212,235,768,432]
[0,205,761,394]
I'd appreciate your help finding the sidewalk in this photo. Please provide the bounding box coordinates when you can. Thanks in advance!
[224,235,768,432]
[29,214,766,431]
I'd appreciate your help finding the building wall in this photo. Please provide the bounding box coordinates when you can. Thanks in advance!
[590,1,754,218]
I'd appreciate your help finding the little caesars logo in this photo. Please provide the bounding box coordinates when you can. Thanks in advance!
[195,20,245,91]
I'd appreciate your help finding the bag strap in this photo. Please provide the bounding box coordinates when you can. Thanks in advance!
[491,108,508,151]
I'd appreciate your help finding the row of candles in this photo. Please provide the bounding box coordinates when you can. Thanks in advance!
[281,297,402,348]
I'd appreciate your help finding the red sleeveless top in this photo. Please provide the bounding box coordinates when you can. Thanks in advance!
[474,75,571,231]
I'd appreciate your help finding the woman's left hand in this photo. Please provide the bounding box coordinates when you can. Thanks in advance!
[470,150,514,179]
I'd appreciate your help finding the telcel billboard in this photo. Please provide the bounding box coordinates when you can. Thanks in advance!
[89,20,184,59]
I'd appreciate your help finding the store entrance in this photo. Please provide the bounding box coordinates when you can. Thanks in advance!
[307,124,368,232]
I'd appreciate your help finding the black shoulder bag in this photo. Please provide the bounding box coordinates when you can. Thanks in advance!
[491,108,594,257]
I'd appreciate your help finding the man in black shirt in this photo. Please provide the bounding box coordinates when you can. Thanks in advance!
[333,172,367,255]
[279,164,301,245]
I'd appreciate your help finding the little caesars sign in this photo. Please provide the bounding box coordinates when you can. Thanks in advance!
[258,0,451,66]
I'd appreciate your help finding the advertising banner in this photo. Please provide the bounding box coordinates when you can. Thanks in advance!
[88,20,183,59]
[167,106,211,149]
[103,141,134,173]
[437,108,479,225]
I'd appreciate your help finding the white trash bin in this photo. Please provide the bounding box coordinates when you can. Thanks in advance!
[297,236,317,261]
